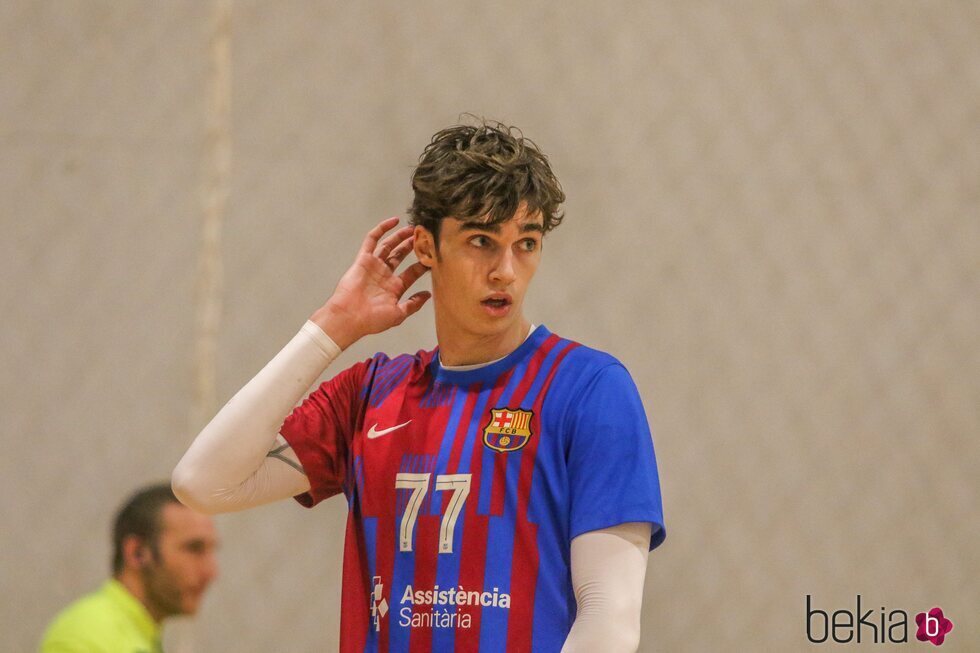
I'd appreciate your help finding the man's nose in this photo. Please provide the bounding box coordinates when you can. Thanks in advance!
[202,553,219,582]
[489,248,516,285]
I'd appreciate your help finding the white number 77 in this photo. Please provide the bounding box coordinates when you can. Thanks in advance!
[395,472,472,554]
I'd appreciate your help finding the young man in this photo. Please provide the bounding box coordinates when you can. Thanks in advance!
[40,484,220,653]
[173,121,665,652]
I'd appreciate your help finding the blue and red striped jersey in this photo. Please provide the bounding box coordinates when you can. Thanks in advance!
[281,325,665,652]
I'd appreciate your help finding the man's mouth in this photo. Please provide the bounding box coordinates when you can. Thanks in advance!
[481,294,512,308]
[481,294,513,316]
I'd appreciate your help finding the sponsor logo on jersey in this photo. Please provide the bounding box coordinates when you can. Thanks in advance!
[397,583,511,629]
[367,420,412,439]
[483,408,533,453]
[370,575,388,631]
[368,578,513,631]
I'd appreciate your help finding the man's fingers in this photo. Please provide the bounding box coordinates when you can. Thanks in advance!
[359,217,401,255]
[385,236,415,270]
[397,291,431,320]
[374,225,414,261]
[397,261,429,292]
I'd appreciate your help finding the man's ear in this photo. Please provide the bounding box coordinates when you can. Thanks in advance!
[122,535,148,570]
[413,225,437,268]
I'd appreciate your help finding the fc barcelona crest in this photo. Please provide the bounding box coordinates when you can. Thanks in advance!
[483,408,534,453]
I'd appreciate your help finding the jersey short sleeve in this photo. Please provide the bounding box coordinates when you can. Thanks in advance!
[280,359,370,507]
[566,363,666,550]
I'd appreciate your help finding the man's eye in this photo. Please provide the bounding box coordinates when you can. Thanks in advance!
[521,239,538,252]
[471,236,489,247]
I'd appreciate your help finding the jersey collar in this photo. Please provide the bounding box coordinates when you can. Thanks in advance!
[432,325,551,386]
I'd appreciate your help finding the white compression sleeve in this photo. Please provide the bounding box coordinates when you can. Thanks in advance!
[561,522,652,653]
[171,321,341,514]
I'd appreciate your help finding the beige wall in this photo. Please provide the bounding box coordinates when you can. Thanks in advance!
[2,1,977,651]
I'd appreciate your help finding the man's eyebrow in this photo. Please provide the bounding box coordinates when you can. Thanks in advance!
[182,537,217,549]
[459,221,501,233]
[457,221,544,234]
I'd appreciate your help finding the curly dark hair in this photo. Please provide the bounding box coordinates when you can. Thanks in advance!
[408,118,565,244]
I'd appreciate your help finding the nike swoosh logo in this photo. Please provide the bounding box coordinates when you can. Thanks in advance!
[366,420,412,439]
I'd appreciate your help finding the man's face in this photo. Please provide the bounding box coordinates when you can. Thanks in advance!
[419,203,544,339]
[141,503,219,619]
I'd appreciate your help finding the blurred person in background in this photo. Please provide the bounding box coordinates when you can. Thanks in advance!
[39,483,219,653]
[173,119,665,652]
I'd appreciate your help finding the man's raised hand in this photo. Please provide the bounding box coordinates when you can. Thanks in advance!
[311,217,431,349]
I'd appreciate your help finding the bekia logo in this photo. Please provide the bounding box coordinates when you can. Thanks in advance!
[806,595,954,646]
[915,608,954,646]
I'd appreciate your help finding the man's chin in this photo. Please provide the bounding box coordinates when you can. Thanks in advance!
[473,305,522,327]
[469,319,515,340]
[177,593,204,616]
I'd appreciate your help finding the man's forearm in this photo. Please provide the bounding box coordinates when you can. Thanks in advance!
[171,321,340,513]
[561,522,652,653]
[171,217,430,514]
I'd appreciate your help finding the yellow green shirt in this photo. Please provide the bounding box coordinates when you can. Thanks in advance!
[39,579,162,653]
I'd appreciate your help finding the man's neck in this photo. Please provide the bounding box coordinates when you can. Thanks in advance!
[435,313,531,367]
[116,570,164,624]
